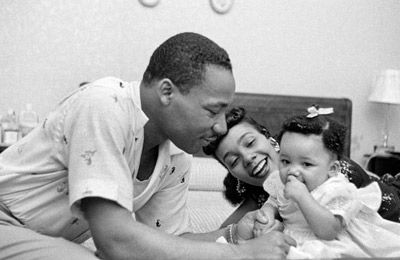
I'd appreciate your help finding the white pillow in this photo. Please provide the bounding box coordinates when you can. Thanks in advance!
[189,157,228,191]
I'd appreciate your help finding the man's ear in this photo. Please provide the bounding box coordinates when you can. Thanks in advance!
[328,160,341,177]
[157,79,175,105]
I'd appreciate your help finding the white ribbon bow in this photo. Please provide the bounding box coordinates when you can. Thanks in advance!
[306,106,334,118]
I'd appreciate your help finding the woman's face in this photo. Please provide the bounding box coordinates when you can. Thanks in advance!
[215,122,280,187]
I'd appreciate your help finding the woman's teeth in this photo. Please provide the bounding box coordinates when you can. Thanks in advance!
[253,159,267,176]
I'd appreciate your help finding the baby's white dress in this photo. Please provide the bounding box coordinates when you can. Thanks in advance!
[263,171,400,259]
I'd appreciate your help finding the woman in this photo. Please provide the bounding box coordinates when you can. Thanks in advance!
[203,107,400,227]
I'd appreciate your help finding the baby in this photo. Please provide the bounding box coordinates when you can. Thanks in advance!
[255,107,400,258]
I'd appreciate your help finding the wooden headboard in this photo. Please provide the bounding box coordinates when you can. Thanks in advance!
[196,92,352,157]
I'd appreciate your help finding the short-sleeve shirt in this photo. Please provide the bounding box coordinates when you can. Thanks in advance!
[0,77,193,243]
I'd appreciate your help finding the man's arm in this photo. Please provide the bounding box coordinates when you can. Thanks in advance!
[179,228,225,241]
[83,197,295,260]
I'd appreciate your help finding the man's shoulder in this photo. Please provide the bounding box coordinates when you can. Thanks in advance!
[91,76,124,87]
[90,77,139,91]
[86,77,141,106]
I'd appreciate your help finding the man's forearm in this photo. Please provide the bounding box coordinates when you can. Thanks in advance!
[84,198,242,260]
[101,218,239,260]
[180,227,226,241]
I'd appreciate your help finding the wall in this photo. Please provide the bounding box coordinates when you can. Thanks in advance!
[0,0,399,164]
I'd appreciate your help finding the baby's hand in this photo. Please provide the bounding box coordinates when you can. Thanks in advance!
[284,175,308,201]
[253,209,275,238]
[254,219,284,238]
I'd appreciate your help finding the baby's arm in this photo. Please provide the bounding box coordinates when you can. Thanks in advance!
[296,192,343,240]
[253,203,279,237]
[285,176,343,240]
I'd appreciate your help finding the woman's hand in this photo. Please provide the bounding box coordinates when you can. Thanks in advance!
[252,209,280,237]
[235,210,259,240]
[254,218,283,238]
[235,208,283,241]
[253,209,273,236]
[238,231,296,259]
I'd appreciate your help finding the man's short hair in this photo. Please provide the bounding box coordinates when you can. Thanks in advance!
[142,32,232,94]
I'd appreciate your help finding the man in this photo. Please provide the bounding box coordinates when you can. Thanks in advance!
[0,32,294,259]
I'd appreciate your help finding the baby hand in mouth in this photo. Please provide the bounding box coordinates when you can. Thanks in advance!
[284,175,308,201]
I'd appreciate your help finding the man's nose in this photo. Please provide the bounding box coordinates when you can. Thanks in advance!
[212,114,227,135]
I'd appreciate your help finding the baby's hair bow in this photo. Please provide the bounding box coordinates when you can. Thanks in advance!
[306,105,334,118]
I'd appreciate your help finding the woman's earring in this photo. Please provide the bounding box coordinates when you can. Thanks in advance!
[270,138,280,152]
[236,178,246,196]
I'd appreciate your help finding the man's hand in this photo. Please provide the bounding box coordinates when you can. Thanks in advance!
[238,231,296,259]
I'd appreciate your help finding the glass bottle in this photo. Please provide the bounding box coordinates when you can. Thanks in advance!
[19,103,39,138]
[1,109,19,145]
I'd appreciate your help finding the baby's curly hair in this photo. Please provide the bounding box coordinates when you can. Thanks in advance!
[278,113,347,159]
[142,32,232,94]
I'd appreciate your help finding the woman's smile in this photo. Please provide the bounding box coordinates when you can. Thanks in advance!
[251,157,269,178]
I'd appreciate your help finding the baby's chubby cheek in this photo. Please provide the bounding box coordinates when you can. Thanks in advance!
[278,171,286,184]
